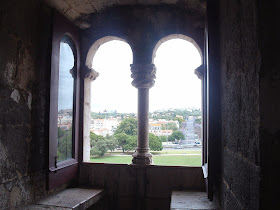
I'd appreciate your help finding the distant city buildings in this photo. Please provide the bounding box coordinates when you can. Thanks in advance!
[90,118,119,136]
[148,119,180,136]
[57,108,201,142]
[57,109,73,130]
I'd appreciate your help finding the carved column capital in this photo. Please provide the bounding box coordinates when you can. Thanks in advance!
[83,66,99,81]
[194,65,204,80]
[131,64,156,89]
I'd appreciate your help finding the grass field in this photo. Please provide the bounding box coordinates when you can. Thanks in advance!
[105,149,201,155]
[90,149,202,166]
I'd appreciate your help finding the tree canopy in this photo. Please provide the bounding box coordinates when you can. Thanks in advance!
[114,133,130,153]
[168,130,185,142]
[149,133,163,151]
[123,135,137,151]
[90,132,104,148]
[161,122,178,131]
[114,117,137,136]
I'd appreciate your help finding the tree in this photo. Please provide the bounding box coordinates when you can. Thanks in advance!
[195,118,201,124]
[161,122,178,131]
[123,135,137,151]
[57,129,72,161]
[173,117,185,128]
[114,133,130,153]
[57,127,65,139]
[159,136,168,142]
[90,132,104,148]
[149,133,163,151]
[115,117,137,136]
[105,135,118,153]
[90,139,108,157]
[168,130,185,142]
[174,117,185,123]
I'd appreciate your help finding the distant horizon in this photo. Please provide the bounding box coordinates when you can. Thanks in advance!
[90,107,201,114]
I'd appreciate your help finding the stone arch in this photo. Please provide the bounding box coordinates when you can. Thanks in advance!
[85,36,133,69]
[152,34,203,64]
[83,36,133,162]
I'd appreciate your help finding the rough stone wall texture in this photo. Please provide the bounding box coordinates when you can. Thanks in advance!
[81,5,204,66]
[0,1,57,209]
[45,0,206,29]
[258,1,280,209]
[219,0,261,209]
[79,164,205,210]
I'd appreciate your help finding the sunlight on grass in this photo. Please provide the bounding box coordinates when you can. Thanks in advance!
[90,154,201,166]
[153,155,201,166]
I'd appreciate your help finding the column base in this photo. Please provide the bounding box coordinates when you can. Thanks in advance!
[132,149,153,165]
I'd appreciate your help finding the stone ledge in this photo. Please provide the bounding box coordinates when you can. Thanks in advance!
[23,188,104,210]
[171,191,219,210]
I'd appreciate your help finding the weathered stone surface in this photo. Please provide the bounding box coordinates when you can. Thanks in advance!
[35,188,104,209]
[219,0,261,209]
[0,1,57,209]
[79,163,205,209]
[0,31,18,88]
[81,5,204,65]
[258,1,280,209]
[170,191,219,210]
[44,0,206,28]
[131,64,156,89]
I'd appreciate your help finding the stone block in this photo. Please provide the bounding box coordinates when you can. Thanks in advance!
[0,31,18,88]
[0,125,29,183]
[170,191,219,210]
[223,149,260,209]
[223,187,241,210]
[0,184,9,209]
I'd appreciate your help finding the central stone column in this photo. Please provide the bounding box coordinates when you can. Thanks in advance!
[131,64,156,165]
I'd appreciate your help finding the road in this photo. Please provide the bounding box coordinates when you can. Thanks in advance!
[162,147,201,151]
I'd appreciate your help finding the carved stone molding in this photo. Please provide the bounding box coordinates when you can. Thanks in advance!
[194,64,204,80]
[84,66,99,81]
[131,64,156,88]
[132,149,153,165]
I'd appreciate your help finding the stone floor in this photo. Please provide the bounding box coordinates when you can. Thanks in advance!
[171,191,219,210]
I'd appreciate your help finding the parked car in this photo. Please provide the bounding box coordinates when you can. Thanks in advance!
[194,142,202,147]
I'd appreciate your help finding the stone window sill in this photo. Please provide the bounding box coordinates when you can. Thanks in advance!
[23,188,104,210]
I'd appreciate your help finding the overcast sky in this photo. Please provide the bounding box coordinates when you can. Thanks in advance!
[91,39,202,113]
[58,42,74,111]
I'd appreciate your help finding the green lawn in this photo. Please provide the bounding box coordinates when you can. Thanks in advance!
[151,149,201,155]
[106,149,201,155]
[90,154,201,166]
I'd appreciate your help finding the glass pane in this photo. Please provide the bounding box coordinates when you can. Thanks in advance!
[57,37,75,162]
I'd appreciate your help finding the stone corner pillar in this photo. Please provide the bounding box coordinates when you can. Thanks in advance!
[130,64,156,165]
[83,67,99,162]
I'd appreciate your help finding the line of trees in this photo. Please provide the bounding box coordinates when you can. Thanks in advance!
[90,117,163,156]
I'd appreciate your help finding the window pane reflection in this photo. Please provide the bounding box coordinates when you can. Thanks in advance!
[57,38,75,162]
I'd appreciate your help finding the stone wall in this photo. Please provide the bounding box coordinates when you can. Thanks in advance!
[0,1,57,209]
[79,163,205,210]
[219,0,261,209]
[258,1,280,209]
[81,5,205,66]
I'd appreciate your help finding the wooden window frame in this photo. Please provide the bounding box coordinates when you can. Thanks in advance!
[48,11,80,189]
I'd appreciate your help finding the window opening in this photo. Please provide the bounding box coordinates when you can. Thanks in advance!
[84,39,137,164]
[150,38,202,166]
[57,36,75,162]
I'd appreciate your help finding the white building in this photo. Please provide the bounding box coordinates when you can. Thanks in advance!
[90,118,119,136]
[149,123,162,136]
